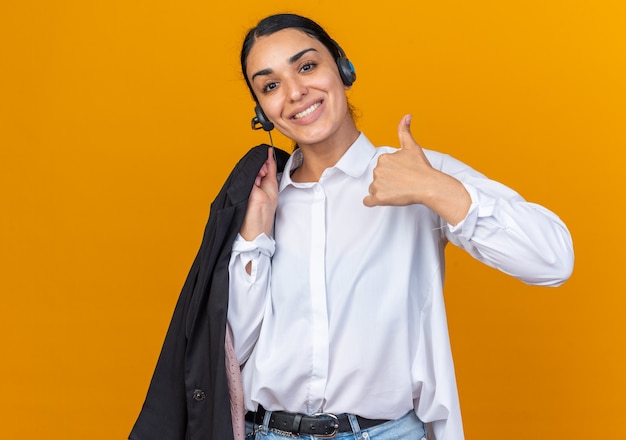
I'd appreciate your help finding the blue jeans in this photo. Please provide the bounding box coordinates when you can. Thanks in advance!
[245,410,427,440]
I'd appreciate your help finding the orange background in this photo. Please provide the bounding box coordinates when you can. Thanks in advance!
[1,1,624,439]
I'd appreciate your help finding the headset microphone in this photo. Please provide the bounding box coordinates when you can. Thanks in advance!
[251,104,274,131]
[251,104,275,146]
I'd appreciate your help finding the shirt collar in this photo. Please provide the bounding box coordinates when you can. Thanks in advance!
[279,133,376,191]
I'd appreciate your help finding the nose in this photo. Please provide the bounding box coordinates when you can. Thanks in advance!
[285,76,307,102]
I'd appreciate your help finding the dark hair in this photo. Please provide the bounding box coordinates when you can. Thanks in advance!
[240,14,343,100]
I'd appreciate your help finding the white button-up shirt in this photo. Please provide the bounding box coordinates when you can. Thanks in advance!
[228,133,573,439]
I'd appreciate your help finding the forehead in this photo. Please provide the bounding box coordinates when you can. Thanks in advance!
[246,28,331,73]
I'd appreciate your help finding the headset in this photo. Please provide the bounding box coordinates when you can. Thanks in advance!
[251,40,356,133]
[251,104,275,132]
[334,42,357,89]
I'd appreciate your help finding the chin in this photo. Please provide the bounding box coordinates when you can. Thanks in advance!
[288,124,338,146]
[292,133,331,147]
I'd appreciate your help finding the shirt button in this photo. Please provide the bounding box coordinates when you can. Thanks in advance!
[192,389,206,401]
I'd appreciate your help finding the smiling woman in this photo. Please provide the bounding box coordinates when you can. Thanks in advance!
[244,28,359,186]
[129,13,574,440]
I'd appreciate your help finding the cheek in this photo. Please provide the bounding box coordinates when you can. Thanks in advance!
[257,95,283,120]
[323,74,350,106]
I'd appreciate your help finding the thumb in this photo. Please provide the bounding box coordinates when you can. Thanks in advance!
[267,146,277,174]
[263,146,278,184]
[397,114,419,150]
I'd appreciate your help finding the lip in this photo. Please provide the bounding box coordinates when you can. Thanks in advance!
[289,99,324,121]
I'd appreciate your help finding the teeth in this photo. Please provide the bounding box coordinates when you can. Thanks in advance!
[293,102,320,119]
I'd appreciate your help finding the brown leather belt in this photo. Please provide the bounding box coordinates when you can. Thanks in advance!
[245,405,389,438]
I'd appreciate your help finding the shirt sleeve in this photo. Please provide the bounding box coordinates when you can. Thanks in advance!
[228,233,275,364]
[435,153,574,286]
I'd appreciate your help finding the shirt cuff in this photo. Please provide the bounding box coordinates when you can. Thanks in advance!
[447,182,496,239]
[232,233,276,257]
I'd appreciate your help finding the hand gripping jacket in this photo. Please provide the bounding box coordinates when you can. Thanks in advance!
[129,145,291,440]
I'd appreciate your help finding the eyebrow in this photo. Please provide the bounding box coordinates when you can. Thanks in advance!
[250,48,318,81]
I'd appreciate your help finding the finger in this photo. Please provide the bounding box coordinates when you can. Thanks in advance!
[397,114,420,150]
[257,162,268,178]
[363,194,376,207]
[363,182,379,207]
[254,151,272,187]
[256,147,278,191]
[267,147,277,177]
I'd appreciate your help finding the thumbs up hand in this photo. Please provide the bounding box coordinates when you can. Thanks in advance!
[363,114,471,226]
[363,114,434,207]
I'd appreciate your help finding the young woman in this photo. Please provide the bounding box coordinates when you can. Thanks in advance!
[227,13,574,440]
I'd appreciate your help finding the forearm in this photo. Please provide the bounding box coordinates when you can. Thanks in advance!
[420,169,471,226]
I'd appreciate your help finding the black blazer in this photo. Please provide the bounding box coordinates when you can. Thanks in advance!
[130,145,291,440]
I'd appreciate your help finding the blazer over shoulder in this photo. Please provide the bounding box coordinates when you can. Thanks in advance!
[130,145,291,440]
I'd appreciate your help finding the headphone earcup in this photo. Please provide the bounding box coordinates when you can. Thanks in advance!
[336,56,356,87]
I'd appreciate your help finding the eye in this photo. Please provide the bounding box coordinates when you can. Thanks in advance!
[262,81,279,93]
[300,62,317,73]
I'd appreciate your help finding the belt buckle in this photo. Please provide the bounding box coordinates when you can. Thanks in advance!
[312,413,339,438]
